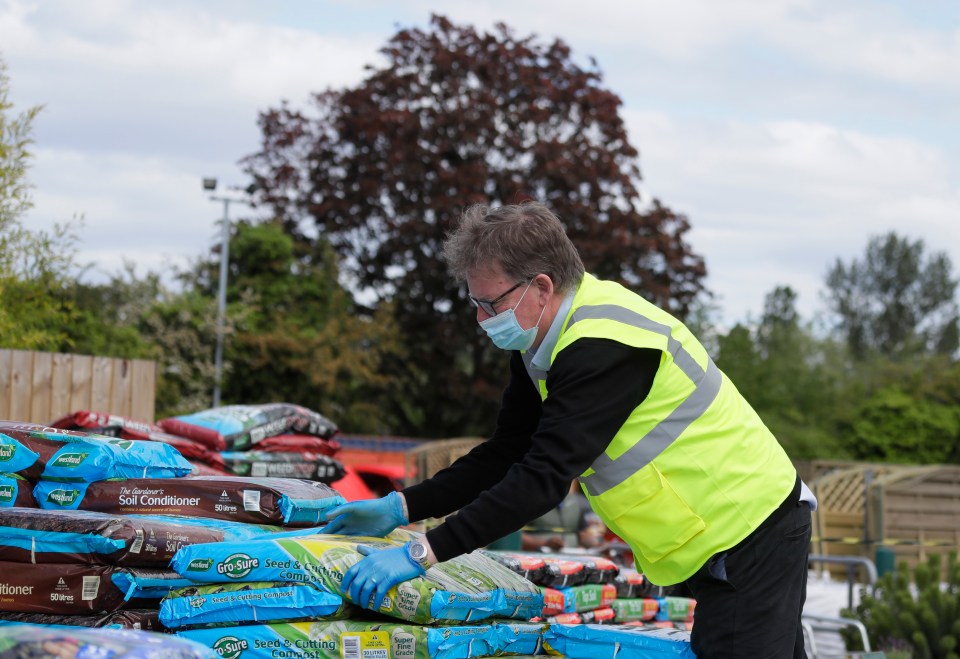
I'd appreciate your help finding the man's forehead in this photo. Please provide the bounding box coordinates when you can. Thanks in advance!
[466,264,508,287]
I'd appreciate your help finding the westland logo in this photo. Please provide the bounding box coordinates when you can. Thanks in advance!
[189,596,205,609]
[187,558,214,572]
[0,486,13,503]
[0,445,14,461]
[46,489,80,506]
[216,553,259,579]
[52,453,88,467]
[108,439,134,450]
[213,636,248,659]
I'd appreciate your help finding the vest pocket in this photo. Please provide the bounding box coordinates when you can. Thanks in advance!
[606,465,705,563]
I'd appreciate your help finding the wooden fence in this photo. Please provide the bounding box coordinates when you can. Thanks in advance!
[807,461,960,573]
[0,349,156,424]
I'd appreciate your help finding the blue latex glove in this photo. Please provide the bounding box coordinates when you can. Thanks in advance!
[320,491,408,537]
[341,543,425,612]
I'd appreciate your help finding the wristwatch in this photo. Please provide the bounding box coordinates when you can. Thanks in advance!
[407,540,430,569]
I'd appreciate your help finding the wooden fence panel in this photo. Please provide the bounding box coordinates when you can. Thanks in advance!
[875,466,960,568]
[130,362,155,421]
[0,349,156,424]
[30,352,53,424]
[49,352,71,420]
[90,356,113,414]
[9,351,33,422]
[0,351,11,416]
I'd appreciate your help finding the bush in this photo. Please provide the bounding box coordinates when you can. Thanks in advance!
[842,552,960,658]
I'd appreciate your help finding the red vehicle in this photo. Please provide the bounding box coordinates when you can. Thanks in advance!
[332,463,407,501]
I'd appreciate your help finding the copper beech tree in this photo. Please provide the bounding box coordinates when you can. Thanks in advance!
[244,15,706,436]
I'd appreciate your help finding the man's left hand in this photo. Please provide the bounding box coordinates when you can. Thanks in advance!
[341,543,426,612]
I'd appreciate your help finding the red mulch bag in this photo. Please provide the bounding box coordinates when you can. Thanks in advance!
[256,433,341,456]
[49,410,217,464]
[49,410,164,440]
[158,403,338,451]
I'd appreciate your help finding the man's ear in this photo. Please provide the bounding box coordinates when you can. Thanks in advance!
[535,274,555,304]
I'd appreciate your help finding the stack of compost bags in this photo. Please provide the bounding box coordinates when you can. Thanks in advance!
[159,403,345,483]
[169,529,549,658]
[52,403,346,484]
[0,421,346,622]
[0,422,206,629]
[0,508,285,629]
[4,416,696,657]
[485,551,696,631]
[0,421,191,511]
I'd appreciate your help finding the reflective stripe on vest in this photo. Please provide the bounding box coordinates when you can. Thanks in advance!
[561,304,723,497]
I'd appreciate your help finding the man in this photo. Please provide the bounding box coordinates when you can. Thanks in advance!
[323,202,815,657]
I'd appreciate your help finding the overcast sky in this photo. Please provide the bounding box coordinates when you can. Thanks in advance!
[2,0,958,327]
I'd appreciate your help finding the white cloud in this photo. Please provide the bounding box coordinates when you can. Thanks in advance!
[26,145,251,283]
[3,0,958,330]
[623,109,960,323]
[396,0,960,88]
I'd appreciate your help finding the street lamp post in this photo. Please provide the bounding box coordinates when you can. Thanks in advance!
[203,177,253,408]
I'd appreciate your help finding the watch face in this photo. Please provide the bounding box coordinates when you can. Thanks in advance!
[410,541,427,560]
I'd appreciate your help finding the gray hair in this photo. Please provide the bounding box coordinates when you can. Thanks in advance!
[442,202,585,293]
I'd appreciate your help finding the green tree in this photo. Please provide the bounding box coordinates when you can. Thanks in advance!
[189,220,405,431]
[833,354,960,464]
[0,54,84,351]
[245,15,706,436]
[824,232,959,360]
[844,553,960,658]
[65,264,160,359]
[717,286,850,458]
[0,56,39,236]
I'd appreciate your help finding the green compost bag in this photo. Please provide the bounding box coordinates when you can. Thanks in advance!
[177,620,503,659]
[160,581,352,629]
[170,529,542,624]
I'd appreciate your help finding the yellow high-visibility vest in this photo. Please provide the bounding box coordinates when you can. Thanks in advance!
[532,274,797,585]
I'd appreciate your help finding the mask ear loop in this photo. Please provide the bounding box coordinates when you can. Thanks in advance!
[532,298,547,329]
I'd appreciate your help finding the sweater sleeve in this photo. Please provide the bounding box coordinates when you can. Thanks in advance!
[423,339,661,561]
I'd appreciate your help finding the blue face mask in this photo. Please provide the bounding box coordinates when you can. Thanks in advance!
[479,281,546,351]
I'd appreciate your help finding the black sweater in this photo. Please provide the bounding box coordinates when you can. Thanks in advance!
[403,338,661,561]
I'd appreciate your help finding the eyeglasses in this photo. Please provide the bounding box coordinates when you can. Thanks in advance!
[468,280,528,316]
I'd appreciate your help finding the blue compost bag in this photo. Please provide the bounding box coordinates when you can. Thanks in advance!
[0,508,281,566]
[41,437,192,482]
[177,621,500,659]
[0,422,193,482]
[170,530,543,624]
[492,622,546,656]
[0,622,216,658]
[111,568,196,601]
[0,473,34,507]
[543,623,696,659]
[32,477,345,526]
[0,434,40,476]
[160,581,348,629]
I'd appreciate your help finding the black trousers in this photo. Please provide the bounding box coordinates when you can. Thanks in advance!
[684,498,812,658]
